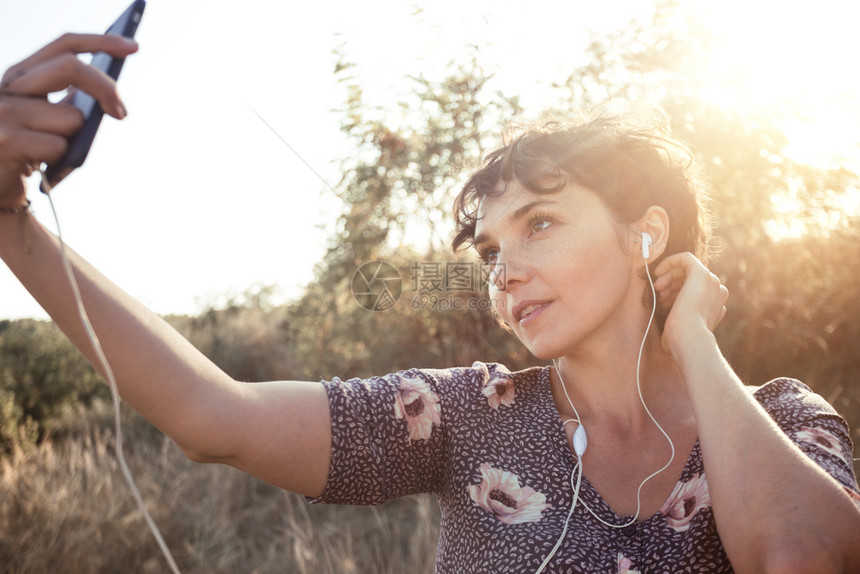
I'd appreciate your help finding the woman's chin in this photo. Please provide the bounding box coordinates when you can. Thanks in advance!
[523,342,562,362]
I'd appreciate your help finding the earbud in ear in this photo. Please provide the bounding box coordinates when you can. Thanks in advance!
[641,232,652,259]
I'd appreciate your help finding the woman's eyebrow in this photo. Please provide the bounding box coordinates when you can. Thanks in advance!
[509,199,557,222]
[473,199,559,247]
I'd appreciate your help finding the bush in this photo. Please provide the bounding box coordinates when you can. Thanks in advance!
[0,319,106,453]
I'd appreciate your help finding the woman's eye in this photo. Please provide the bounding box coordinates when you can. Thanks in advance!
[480,248,499,264]
[530,219,552,235]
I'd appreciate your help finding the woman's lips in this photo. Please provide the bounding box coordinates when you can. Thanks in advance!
[514,301,551,325]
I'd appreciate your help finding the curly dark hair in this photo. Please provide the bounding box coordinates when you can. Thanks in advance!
[451,106,712,269]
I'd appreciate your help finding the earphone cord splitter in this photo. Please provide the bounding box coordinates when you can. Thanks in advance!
[536,259,675,573]
[40,172,182,574]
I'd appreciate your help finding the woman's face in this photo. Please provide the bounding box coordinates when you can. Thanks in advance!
[474,180,643,360]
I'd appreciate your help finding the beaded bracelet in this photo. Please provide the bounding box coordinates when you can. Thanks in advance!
[0,199,31,214]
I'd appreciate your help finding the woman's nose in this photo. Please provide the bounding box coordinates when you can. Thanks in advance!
[488,245,527,292]
[489,261,507,291]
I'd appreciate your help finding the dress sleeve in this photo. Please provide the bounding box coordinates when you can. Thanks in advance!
[753,378,859,498]
[305,368,452,506]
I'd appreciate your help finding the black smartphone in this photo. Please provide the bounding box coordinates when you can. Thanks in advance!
[41,0,146,192]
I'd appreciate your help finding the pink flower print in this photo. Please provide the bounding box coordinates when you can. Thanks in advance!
[482,375,516,409]
[468,463,551,524]
[796,426,850,465]
[617,553,640,574]
[393,376,441,441]
[659,472,711,532]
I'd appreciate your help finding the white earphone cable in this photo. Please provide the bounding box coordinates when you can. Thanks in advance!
[40,174,182,574]
[535,459,583,573]
[536,257,675,571]
[569,260,675,529]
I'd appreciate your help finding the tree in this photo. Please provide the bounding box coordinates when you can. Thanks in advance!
[283,53,533,381]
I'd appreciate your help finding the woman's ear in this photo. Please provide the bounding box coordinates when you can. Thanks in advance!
[634,206,669,262]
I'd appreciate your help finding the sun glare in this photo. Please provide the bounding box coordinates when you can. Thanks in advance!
[694,0,860,169]
[687,0,860,236]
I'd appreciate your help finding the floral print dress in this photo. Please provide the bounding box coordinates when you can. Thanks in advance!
[307,362,860,573]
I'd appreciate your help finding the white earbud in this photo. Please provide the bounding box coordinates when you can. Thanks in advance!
[641,232,652,260]
[572,424,588,457]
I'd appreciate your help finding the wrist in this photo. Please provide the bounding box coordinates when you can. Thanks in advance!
[0,198,34,254]
[663,319,716,364]
[0,198,31,214]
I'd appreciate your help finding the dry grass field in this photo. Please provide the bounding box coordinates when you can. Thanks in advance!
[0,401,440,573]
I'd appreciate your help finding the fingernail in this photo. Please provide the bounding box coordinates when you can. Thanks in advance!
[117,101,128,119]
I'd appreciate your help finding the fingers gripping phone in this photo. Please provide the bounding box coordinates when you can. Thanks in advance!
[41,0,146,192]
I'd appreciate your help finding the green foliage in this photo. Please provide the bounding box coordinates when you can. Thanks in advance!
[327,51,522,266]
[279,52,533,381]
[0,319,105,453]
[0,387,38,452]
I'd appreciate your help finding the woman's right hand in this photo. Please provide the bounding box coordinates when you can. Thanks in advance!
[0,33,138,208]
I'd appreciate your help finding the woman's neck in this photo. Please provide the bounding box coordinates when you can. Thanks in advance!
[552,334,685,432]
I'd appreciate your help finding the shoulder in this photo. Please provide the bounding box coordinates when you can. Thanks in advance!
[319,361,547,408]
[414,361,547,394]
[748,377,841,424]
[749,377,857,492]
[379,362,550,422]
[747,377,848,440]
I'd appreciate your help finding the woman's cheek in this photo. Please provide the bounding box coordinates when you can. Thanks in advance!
[488,288,513,329]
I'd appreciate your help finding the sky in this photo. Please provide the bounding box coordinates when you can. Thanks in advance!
[1,0,859,320]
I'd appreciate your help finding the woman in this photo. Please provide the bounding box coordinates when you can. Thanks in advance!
[1,34,858,573]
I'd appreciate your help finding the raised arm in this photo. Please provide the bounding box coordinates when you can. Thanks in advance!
[654,252,860,573]
[0,33,331,497]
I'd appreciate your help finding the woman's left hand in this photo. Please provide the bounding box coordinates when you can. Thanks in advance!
[652,252,728,357]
